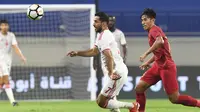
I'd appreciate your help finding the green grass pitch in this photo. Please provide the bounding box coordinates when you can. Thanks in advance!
[1,99,199,112]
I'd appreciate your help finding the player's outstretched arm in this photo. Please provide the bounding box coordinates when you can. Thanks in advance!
[67,46,99,57]
[12,45,26,63]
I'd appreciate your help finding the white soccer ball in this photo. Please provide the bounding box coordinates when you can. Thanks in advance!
[27,4,44,20]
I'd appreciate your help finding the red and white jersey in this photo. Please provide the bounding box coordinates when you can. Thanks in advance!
[112,29,126,51]
[0,32,17,64]
[95,30,126,75]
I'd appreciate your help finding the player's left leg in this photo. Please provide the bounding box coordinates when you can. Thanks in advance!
[135,63,161,112]
[96,75,139,112]
[160,64,200,108]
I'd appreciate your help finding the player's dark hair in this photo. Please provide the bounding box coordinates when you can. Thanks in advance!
[95,12,109,24]
[0,20,9,24]
[108,15,116,22]
[141,8,156,19]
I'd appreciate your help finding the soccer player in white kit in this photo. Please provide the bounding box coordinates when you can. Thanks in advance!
[0,20,26,106]
[67,12,139,112]
[107,15,128,112]
[108,15,127,64]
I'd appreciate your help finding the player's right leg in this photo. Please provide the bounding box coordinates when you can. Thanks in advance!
[135,64,160,112]
[96,71,139,112]
[2,63,18,106]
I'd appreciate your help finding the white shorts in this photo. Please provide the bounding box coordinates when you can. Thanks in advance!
[100,64,128,98]
[0,62,11,76]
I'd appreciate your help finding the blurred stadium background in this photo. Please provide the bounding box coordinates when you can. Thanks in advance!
[0,0,200,112]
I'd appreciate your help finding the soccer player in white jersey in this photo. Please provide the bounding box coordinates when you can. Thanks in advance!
[108,15,128,112]
[108,15,127,63]
[0,20,26,106]
[67,12,139,112]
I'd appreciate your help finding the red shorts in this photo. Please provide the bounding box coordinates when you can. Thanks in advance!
[140,61,179,95]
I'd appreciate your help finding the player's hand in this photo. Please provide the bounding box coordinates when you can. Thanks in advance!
[139,62,150,70]
[67,51,78,57]
[110,73,121,80]
[140,53,148,62]
[21,56,27,64]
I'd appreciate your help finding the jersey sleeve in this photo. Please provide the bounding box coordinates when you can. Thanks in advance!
[120,31,126,45]
[150,30,162,40]
[12,33,18,45]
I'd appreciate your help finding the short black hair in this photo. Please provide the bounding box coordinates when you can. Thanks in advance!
[108,15,116,21]
[95,12,109,24]
[0,20,8,24]
[141,8,156,19]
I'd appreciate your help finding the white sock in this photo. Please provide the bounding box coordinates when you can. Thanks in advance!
[110,97,121,112]
[5,88,15,104]
[106,99,134,109]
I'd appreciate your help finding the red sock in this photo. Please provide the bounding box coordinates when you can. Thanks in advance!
[177,95,198,107]
[136,92,146,112]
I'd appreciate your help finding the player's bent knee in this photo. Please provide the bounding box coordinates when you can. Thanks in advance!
[0,77,3,85]
[168,97,177,104]
[135,85,143,93]
[96,94,108,108]
[3,75,9,84]
[3,80,9,85]
[96,99,106,108]
[168,94,179,104]
[0,78,3,89]
[135,81,150,93]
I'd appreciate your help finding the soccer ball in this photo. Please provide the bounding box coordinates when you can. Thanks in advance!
[27,4,44,20]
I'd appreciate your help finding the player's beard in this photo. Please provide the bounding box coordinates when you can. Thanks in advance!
[0,30,8,35]
[96,27,102,33]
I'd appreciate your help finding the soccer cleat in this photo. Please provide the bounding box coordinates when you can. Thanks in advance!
[12,102,19,106]
[129,102,140,112]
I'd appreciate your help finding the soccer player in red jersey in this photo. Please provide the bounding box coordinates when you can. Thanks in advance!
[135,8,200,112]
